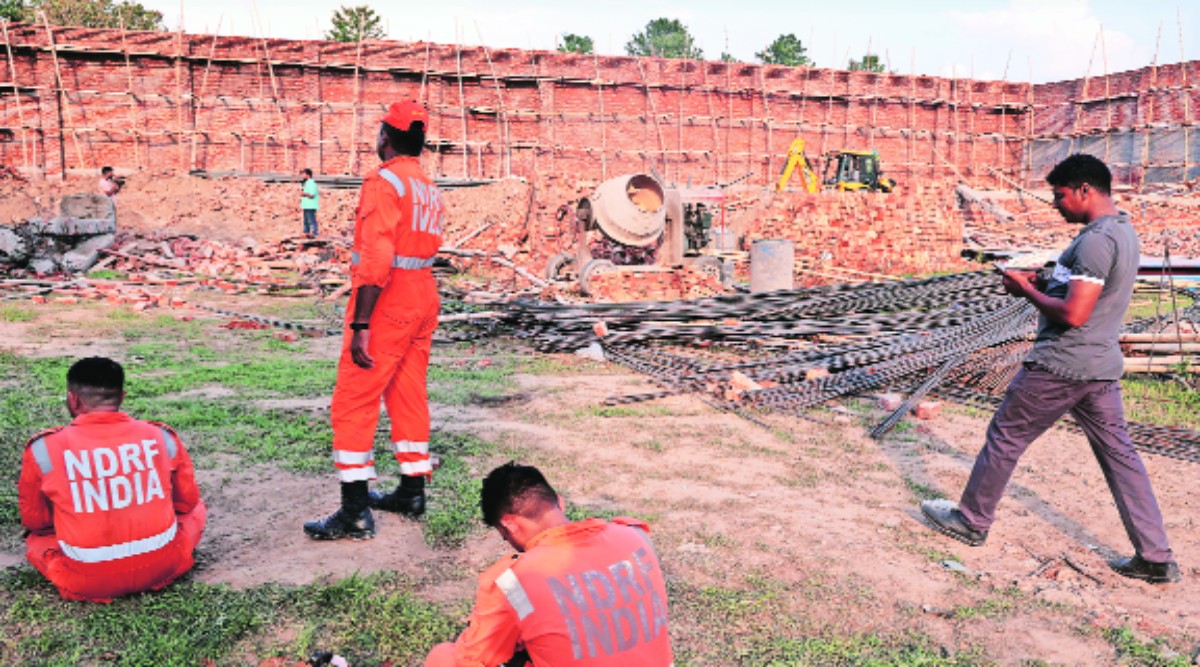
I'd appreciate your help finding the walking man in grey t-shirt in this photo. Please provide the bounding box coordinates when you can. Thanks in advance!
[921,154,1180,584]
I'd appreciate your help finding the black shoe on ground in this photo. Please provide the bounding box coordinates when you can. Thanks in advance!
[920,499,988,547]
[303,507,376,540]
[1108,555,1181,584]
[368,488,426,519]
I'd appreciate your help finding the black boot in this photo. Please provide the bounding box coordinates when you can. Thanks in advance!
[304,481,376,540]
[368,475,426,519]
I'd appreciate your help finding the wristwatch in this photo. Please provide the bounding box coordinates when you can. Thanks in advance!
[349,322,369,331]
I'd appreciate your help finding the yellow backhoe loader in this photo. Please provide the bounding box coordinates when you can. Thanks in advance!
[775,139,897,193]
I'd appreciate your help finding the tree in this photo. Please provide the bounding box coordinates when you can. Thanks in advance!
[720,52,740,63]
[756,33,813,67]
[849,53,887,73]
[558,33,593,54]
[624,18,702,59]
[325,5,384,43]
[20,0,163,30]
[1,0,24,22]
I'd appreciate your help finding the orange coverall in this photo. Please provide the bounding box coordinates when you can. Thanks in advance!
[330,155,444,483]
[18,412,207,603]
[425,518,674,667]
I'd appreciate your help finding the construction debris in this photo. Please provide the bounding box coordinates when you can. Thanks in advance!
[0,194,116,273]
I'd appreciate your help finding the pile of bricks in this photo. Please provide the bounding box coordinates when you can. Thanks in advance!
[586,265,729,303]
[732,183,972,279]
[961,190,1200,259]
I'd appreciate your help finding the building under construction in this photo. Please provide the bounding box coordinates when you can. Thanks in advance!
[0,22,1196,186]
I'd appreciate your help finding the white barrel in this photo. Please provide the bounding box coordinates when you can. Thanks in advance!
[750,239,795,293]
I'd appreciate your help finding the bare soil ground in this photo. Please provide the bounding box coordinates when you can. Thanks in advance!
[2,299,1196,664]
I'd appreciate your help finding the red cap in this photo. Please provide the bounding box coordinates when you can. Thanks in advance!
[382,100,428,131]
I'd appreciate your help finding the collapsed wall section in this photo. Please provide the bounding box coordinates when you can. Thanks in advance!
[1,22,1031,187]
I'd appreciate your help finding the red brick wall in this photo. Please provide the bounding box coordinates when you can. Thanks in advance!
[1,22,1033,186]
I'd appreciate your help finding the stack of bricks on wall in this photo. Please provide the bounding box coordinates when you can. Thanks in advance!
[1,21,1198,302]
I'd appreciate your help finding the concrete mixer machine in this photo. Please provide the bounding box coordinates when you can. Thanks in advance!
[546,173,727,295]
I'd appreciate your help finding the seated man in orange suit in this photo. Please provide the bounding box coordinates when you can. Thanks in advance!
[18,357,207,602]
[425,463,673,666]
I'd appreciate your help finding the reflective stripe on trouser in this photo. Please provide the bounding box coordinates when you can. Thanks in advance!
[393,439,432,476]
[25,499,207,603]
[331,276,439,481]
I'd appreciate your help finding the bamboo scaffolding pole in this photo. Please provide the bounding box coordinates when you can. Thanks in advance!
[635,58,667,178]
[191,20,222,171]
[1140,24,1162,193]
[724,61,731,183]
[758,66,772,184]
[593,51,607,180]
[117,16,143,170]
[419,37,431,103]
[39,13,85,176]
[474,24,510,178]
[346,22,364,175]
[999,51,1011,184]
[535,55,544,178]
[820,69,832,165]
[1101,26,1112,165]
[1026,58,1034,184]
[1072,31,1100,155]
[951,67,959,179]
[703,60,718,179]
[968,61,976,180]
[677,58,685,184]
[454,25,468,178]
[1,19,32,172]
[1179,9,1191,185]
[909,51,916,183]
[869,64,880,154]
[175,5,186,171]
[258,35,293,169]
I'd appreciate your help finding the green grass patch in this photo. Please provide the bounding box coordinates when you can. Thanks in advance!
[575,404,674,418]
[1122,377,1200,430]
[741,631,985,666]
[1102,626,1192,667]
[902,478,941,502]
[1125,293,1195,322]
[86,269,128,280]
[0,569,458,666]
[422,432,488,546]
[428,361,516,405]
[0,304,38,322]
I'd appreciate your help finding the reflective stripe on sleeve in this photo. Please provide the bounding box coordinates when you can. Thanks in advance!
[378,168,406,198]
[398,459,433,476]
[333,450,374,465]
[391,440,429,455]
[1069,274,1105,286]
[29,437,52,474]
[59,521,177,563]
[337,465,377,482]
[349,252,435,270]
[159,427,178,458]
[495,569,535,621]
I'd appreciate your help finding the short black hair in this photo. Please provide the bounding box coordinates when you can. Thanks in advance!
[382,120,426,157]
[101,166,114,176]
[302,168,313,178]
[1046,153,1112,195]
[480,462,560,528]
[67,357,124,406]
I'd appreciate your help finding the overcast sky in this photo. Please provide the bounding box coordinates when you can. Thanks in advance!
[142,0,1196,84]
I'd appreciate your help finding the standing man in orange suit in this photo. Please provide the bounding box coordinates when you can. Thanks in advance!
[304,100,444,540]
